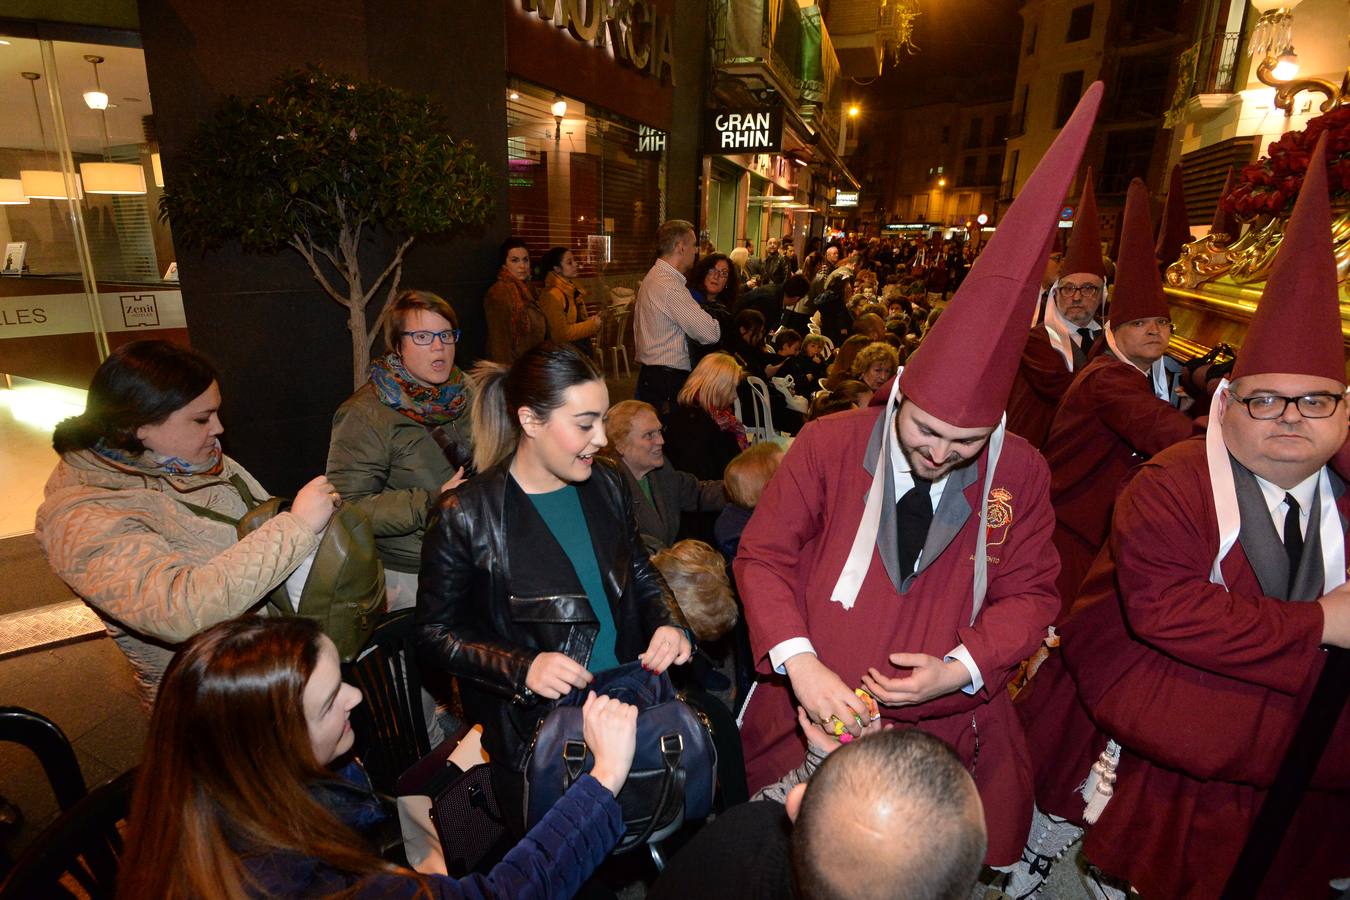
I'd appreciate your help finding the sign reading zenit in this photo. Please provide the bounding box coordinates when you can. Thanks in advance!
[706,108,783,153]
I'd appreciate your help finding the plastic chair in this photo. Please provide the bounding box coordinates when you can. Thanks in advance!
[343,609,433,794]
[742,376,777,442]
[601,304,633,378]
[0,769,135,900]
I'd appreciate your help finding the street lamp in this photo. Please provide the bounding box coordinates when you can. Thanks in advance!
[848,103,860,118]
[937,177,947,188]
[551,94,567,141]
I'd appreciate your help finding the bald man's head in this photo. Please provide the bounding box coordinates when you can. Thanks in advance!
[790,730,986,900]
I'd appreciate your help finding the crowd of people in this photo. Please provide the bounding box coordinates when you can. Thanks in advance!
[19,79,1350,900]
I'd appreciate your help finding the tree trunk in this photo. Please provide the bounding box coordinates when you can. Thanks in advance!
[348,285,369,391]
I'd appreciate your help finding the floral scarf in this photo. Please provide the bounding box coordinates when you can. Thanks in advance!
[498,267,540,348]
[710,405,750,450]
[94,438,224,477]
[369,352,468,427]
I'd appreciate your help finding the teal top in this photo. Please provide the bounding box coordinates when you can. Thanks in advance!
[526,484,621,672]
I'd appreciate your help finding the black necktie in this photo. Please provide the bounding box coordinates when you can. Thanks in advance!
[1077,327,1095,351]
[896,476,934,580]
[1283,493,1303,593]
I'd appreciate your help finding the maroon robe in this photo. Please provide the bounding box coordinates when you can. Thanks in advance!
[1006,326,1098,450]
[1019,437,1350,899]
[734,405,1060,866]
[1042,353,1198,618]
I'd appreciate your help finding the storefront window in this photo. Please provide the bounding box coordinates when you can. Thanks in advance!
[1,31,182,536]
[1,34,182,388]
[505,80,666,295]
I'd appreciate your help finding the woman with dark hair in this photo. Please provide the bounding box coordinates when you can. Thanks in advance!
[686,253,738,311]
[538,246,601,355]
[685,253,738,367]
[326,289,471,611]
[418,342,692,835]
[36,340,338,704]
[119,615,640,898]
[484,237,546,364]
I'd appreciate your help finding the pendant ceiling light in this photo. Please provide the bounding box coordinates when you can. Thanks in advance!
[18,72,79,201]
[77,55,146,196]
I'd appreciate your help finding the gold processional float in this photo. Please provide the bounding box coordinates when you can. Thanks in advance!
[1164,46,1350,379]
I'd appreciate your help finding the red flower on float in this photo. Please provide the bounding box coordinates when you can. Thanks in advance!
[1224,108,1350,218]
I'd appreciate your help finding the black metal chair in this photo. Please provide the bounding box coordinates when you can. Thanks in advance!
[0,707,90,877]
[344,609,433,794]
[0,707,88,814]
[0,769,135,900]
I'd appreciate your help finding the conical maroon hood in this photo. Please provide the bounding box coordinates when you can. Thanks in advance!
[897,81,1103,427]
[1210,166,1239,240]
[1060,170,1106,279]
[1155,163,1190,266]
[1233,133,1344,383]
[1109,178,1170,326]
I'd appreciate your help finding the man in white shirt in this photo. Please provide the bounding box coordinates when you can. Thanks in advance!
[634,220,721,416]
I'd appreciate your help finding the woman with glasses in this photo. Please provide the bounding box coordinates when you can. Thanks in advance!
[327,289,472,611]
[685,253,738,367]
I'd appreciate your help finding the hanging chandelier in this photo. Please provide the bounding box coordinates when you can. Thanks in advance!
[880,0,921,62]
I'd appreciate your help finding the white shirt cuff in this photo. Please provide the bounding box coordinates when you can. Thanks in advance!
[768,638,817,674]
[945,645,982,695]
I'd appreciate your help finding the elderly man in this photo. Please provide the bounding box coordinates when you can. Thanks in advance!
[734,83,1102,868]
[634,219,721,416]
[605,399,725,552]
[1041,178,1199,616]
[1007,177,1106,449]
[1012,134,1350,900]
[649,729,987,900]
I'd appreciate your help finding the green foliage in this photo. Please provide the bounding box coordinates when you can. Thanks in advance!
[162,66,495,253]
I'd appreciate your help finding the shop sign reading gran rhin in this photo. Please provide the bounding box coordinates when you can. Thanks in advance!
[519,0,676,83]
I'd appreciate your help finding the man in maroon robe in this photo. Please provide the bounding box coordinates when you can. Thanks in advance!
[734,82,1104,868]
[1010,134,1350,900]
[1042,178,1199,617]
[1007,174,1106,449]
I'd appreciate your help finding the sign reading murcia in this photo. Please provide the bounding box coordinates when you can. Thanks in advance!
[520,0,676,84]
[705,108,784,154]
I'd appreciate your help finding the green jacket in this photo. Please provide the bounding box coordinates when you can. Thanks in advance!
[325,382,473,573]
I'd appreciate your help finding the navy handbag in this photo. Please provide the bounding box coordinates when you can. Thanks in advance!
[523,662,717,852]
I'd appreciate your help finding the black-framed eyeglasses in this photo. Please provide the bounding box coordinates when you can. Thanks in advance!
[403,329,461,346]
[1227,391,1345,420]
[1057,282,1101,299]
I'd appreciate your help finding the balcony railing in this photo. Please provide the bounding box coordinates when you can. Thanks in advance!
[1163,31,1242,126]
[1193,31,1242,95]
[711,0,842,149]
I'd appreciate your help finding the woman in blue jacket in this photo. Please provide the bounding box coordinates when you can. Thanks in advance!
[117,615,638,899]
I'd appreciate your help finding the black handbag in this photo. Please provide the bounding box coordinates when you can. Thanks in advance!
[523,662,717,853]
[397,731,509,877]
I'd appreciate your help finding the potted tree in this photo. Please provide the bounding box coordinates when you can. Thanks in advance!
[163,67,495,388]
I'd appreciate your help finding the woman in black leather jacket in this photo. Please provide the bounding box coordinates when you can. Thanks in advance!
[416,343,692,835]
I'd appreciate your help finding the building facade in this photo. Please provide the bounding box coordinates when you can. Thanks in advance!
[1001,0,1195,245]
[0,0,709,493]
